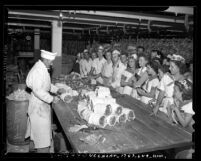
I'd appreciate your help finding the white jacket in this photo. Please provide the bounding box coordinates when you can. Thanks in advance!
[25,60,58,149]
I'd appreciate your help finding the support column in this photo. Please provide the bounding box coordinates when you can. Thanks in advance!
[34,28,40,62]
[51,21,62,78]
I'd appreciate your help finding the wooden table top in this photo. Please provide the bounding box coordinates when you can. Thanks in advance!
[52,90,193,153]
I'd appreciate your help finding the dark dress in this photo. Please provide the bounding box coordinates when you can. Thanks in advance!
[72,60,80,74]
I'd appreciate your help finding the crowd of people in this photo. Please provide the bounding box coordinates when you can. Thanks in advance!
[72,43,194,132]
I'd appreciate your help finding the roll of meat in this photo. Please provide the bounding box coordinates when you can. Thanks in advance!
[109,103,123,116]
[77,102,88,116]
[92,103,112,116]
[116,113,127,123]
[80,108,93,122]
[89,96,116,108]
[121,107,135,121]
[105,114,117,126]
[95,86,111,98]
[88,113,107,128]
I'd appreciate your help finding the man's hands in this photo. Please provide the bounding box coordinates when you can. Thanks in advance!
[57,88,66,95]
[53,96,60,103]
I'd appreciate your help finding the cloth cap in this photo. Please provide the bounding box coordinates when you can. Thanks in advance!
[41,50,57,60]
[171,54,185,62]
[98,46,104,50]
[84,49,89,53]
[112,50,120,56]
[127,45,136,51]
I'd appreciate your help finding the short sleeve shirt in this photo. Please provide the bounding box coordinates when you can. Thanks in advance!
[158,74,174,97]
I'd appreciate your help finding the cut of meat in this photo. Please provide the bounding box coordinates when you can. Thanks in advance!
[105,115,117,126]
[93,103,112,116]
[109,103,123,115]
[95,86,111,98]
[118,113,127,123]
[122,108,135,121]
[88,113,107,128]
[81,108,93,122]
[90,96,116,108]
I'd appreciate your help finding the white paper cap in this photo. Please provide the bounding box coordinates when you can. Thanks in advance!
[41,50,57,60]
[112,50,120,56]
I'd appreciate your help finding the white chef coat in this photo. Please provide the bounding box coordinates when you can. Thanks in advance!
[158,73,175,114]
[25,60,58,149]
[82,58,92,76]
[111,60,127,89]
[97,61,113,85]
[93,57,106,75]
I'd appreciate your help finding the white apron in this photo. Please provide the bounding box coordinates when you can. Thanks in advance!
[25,60,58,149]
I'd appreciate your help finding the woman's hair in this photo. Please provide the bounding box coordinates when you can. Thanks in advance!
[170,60,187,75]
[139,54,149,62]
[174,79,192,100]
[158,64,170,74]
[147,60,160,74]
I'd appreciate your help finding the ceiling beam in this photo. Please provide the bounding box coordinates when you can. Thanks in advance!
[164,6,193,15]
[63,10,191,23]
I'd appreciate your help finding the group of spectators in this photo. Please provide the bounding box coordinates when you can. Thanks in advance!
[72,42,193,132]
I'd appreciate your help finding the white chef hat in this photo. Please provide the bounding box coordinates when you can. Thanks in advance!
[112,49,120,56]
[41,50,57,61]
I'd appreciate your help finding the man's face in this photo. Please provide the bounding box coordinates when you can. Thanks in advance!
[91,52,97,60]
[105,52,111,61]
[151,52,157,59]
[112,54,119,64]
[43,58,53,69]
[84,52,89,60]
[128,58,135,68]
[137,48,144,54]
[97,49,103,58]
[139,57,147,67]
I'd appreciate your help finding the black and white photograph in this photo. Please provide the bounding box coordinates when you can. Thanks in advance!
[1,5,196,159]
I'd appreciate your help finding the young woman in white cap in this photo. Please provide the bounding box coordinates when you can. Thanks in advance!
[25,50,66,153]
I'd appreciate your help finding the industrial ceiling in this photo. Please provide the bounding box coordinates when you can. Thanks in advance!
[6,7,194,38]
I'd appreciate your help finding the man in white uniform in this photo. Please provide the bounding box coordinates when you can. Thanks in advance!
[110,50,127,91]
[82,49,92,77]
[25,50,66,153]
[91,45,106,83]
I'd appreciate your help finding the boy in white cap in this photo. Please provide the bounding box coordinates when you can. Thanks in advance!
[127,44,138,60]
[82,49,92,77]
[109,49,126,91]
[25,50,66,153]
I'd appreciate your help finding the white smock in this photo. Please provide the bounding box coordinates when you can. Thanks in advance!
[25,60,58,149]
